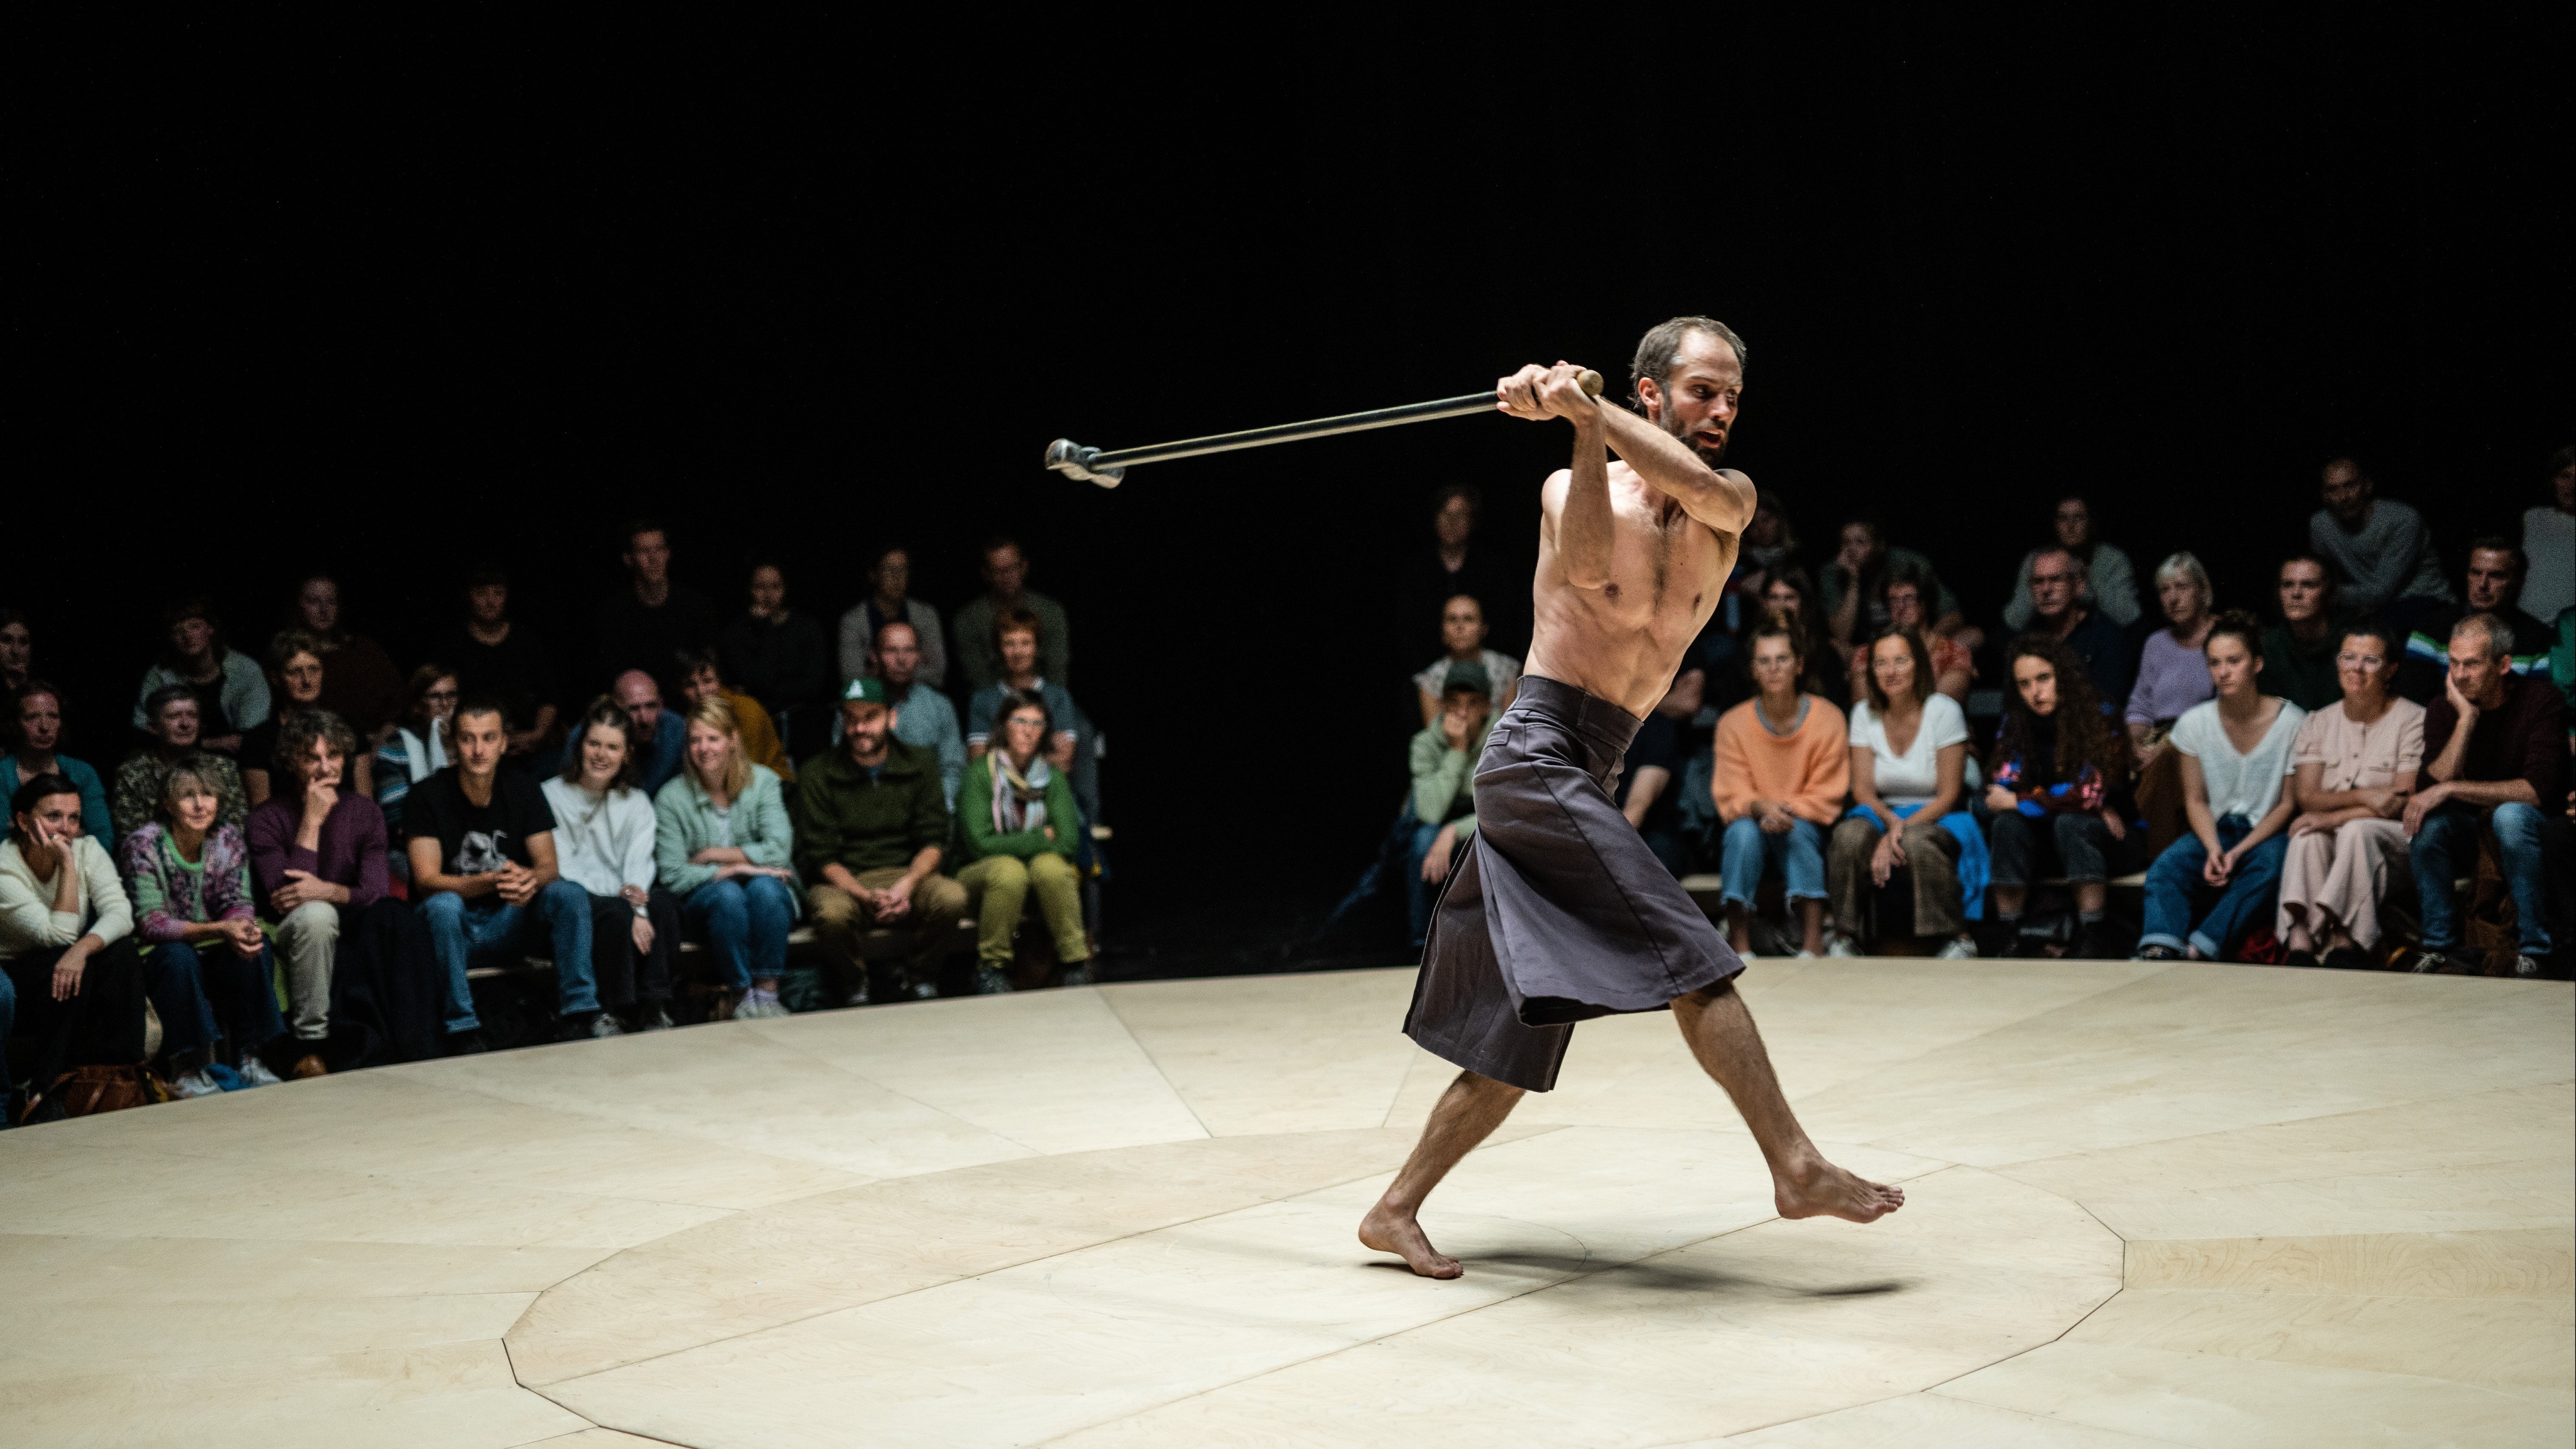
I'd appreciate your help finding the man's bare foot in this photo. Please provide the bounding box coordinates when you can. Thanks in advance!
[1358,1201,1463,1278]
[1775,1157,1906,1224]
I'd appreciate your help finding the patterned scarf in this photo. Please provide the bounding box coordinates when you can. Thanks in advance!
[990,750,1050,836]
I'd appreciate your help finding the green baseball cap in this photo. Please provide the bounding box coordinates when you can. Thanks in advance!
[841,677,891,705]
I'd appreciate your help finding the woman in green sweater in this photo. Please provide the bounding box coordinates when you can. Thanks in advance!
[957,688,1090,992]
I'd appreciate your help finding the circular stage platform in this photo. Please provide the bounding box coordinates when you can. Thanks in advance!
[3,960,2568,1447]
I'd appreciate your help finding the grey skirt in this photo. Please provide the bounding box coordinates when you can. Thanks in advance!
[1403,674,1744,1091]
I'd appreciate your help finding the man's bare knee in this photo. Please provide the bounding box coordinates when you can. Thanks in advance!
[1451,1069,1524,1102]
[1674,980,1738,1010]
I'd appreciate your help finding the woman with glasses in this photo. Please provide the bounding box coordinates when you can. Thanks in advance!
[373,665,457,879]
[2276,621,2424,968]
[956,687,1092,992]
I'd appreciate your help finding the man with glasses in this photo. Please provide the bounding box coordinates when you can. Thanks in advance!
[2021,545,2133,708]
[2004,497,2140,632]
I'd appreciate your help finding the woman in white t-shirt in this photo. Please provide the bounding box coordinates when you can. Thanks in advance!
[2138,612,2307,961]
[1412,594,1521,726]
[1826,628,1978,956]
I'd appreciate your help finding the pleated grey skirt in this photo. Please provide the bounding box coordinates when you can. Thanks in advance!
[1403,674,1744,1091]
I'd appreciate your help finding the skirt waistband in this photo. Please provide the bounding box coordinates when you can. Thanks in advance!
[1505,674,1647,759]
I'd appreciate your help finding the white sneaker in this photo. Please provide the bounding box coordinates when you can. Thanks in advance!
[236,1056,285,1087]
[1825,938,1862,958]
[588,1013,627,1038]
[735,993,791,1020]
[171,1069,225,1099]
[1935,937,1980,959]
[1792,948,1820,960]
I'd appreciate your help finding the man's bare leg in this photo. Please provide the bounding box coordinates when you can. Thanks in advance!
[1359,1070,1524,1278]
[1672,982,1905,1222]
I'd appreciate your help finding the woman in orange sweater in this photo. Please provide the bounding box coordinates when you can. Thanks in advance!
[1713,617,1851,957]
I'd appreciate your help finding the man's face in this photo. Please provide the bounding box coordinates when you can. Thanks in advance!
[155,698,201,748]
[2054,500,2092,550]
[302,737,345,790]
[299,579,340,634]
[2448,633,2506,705]
[1439,598,1485,654]
[2321,463,2370,522]
[749,566,786,615]
[454,708,507,776]
[842,701,891,758]
[624,530,671,586]
[1885,583,1924,629]
[17,692,60,753]
[1641,331,1744,464]
[2012,654,2059,716]
[875,625,920,687]
[1441,691,1490,737]
[680,665,723,709]
[1434,496,1474,548]
[0,621,28,677]
[2464,547,2518,612]
[871,550,910,599]
[999,628,1038,677]
[2028,551,2081,620]
[468,584,508,625]
[2278,561,2328,623]
[615,671,663,739]
[984,545,1027,599]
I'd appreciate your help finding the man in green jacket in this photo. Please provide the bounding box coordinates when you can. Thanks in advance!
[1407,663,1493,945]
[794,679,964,1000]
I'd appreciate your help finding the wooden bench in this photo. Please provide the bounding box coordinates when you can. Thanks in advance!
[474,920,977,981]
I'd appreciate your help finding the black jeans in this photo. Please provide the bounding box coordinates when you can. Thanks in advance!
[1988,809,2130,888]
[584,888,679,1010]
[3,936,147,1093]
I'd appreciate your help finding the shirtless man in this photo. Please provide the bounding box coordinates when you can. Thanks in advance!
[1360,316,1905,1279]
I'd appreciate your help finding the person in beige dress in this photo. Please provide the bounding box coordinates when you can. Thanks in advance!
[2279,620,2425,969]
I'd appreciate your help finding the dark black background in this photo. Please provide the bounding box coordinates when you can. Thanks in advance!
[12,13,2569,959]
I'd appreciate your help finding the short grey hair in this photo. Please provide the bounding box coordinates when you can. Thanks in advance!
[1628,315,1748,407]
[2450,612,2515,660]
[2153,551,2212,609]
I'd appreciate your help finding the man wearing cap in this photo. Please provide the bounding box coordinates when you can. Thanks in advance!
[794,678,964,1001]
[1406,662,1494,947]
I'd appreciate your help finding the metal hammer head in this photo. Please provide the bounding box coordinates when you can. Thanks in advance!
[1043,439,1124,488]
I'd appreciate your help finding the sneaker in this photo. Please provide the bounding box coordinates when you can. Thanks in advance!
[1060,964,1094,987]
[844,985,872,1008]
[734,990,790,1020]
[445,1028,492,1056]
[1935,936,1980,959]
[1825,937,1863,958]
[2494,952,2540,980]
[2397,948,2453,974]
[2137,944,2183,962]
[236,1056,285,1088]
[201,1064,248,1092]
[585,1012,627,1039]
[907,979,938,1001]
[975,965,1013,996]
[171,1069,225,1099]
[2320,946,2371,971]
[1792,948,1820,960]
[636,1004,676,1032]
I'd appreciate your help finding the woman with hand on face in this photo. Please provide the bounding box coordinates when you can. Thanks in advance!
[131,598,268,757]
[2276,621,2424,969]
[2125,553,2218,772]
[956,688,1094,993]
[1411,595,1522,727]
[2137,612,2307,962]
[119,767,290,1096]
[544,700,679,1032]
[1982,636,2137,959]
[1828,628,1981,958]
[4,682,111,841]
[654,694,801,1020]
[241,633,372,807]
[0,774,148,1125]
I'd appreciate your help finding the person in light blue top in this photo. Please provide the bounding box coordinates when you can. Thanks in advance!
[872,619,963,811]
[131,598,270,755]
[2,681,110,842]
[655,692,801,1019]
[2139,612,2307,961]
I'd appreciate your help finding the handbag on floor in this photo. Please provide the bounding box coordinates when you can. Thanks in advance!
[48,1063,173,1118]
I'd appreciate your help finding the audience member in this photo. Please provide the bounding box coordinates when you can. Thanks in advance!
[965,609,1098,825]
[2126,552,2217,770]
[282,575,404,738]
[2138,613,2306,961]
[872,621,964,811]
[2021,546,2132,710]
[2004,496,2142,630]
[1724,490,1800,604]
[2518,446,2574,625]
[953,537,1070,693]
[594,520,717,699]
[544,698,677,1032]
[112,687,248,842]
[1618,709,1690,879]
[118,764,287,1095]
[655,693,800,1018]
[0,773,148,1125]
[1412,595,1523,726]
[2396,538,2554,704]
[1844,567,1973,705]
[1409,663,1494,945]
[677,646,792,781]
[373,665,457,868]
[1713,618,1849,958]
[1982,635,2135,959]
[447,566,558,757]
[839,546,948,693]
[241,633,373,806]
[2278,621,2424,969]
[5,682,111,840]
[2309,458,2451,614]
[1757,567,1846,703]
[132,598,268,755]
[2257,556,2344,712]
[657,693,802,1019]
[0,610,31,695]
[248,711,395,1072]
[719,561,834,753]
[957,687,1094,993]
[1829,628,1979,957]
[1822,518,1966,654]
[406,700,604,1048]
[562,671,686,797]
[2400,614,2566,978]
[796,679,964,1002]
[1406,483,1527,656]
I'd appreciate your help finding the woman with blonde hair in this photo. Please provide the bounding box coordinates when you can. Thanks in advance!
[654,692,800,1019]
[2126,552,2218,770]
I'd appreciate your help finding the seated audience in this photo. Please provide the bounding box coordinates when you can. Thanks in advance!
[1983,635,2136,958]
[1724,491,1801,607]
[1413,594,1523,726]
[0,609,28,695]
[2125,552,2217,770]
[446,565,558,758]
[5,682,111,840]
[594,519,716,700]
[2004,496,2142,631]
[242,633,373,806]
[282,575,404,738]
[720,561,834,755]
[2138,613,2306,961]
[1406,483,1528,658]
[953,537,1071,693]
[2278,621,2424,969]
[873,620,964,811]
[1756,567,1846,704]
[1409,664,1495,944]
[247,711,395,1072]
[563,671,686,797]
[2518,446,2574,625]
[796,679,964,1002]
[965,609,1099,825]
[2021,546,2133,711]
[957,687,1094,993]
[118,765,287,1095]
[1713,619,1849,958]
[406,700,604,1047]
[2396,538,2554,704]
[2310,457,2451,614]
[656,693,802,1019]
[1823,518,1968,655]
[676,646,792,781]
[545,699,677,1032]
[2401,614,2566,978]
[1620,709,1691,879]
[1844,566,1973,705]
[0,773,148,1125]
[132,598,268,755]
[1829,628,1979,957]
[2259,556,2345,712]
[374,665,458,871]
[839,545,948,693]
[113,687,248,841]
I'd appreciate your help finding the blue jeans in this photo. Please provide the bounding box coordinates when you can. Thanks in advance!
[1719,816,1827,909]
[2141,815,2290,958]
[144,939,288,1059]
[681,874,799,989]
[420,879,595,1032]
[2411,801,2554,954]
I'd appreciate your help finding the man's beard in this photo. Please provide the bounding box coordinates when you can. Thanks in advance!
[1660,407,1727,463]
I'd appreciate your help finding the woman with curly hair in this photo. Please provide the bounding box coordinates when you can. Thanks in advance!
[1982,634,2137,958]
[2137,611,2306,961]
